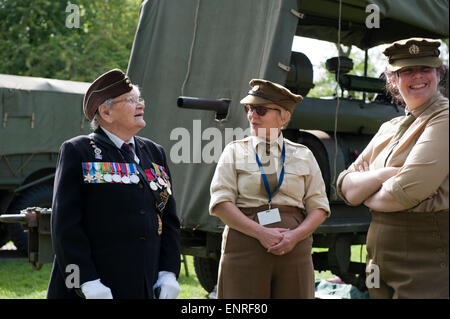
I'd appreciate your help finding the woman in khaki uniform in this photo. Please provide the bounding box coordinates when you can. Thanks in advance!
[337,38,448,299]
[209,79,330,299]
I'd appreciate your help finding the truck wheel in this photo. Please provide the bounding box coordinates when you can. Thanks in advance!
[0,223,9,248]
[297,135,331,196]
[7,184,53,255]
[193,256,219,293]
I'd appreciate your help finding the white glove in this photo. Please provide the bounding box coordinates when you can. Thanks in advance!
[152,271,180,299]
[81,279,113,299]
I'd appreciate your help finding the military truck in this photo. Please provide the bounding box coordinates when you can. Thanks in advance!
[0,0,448,293]
[0,75,91,253]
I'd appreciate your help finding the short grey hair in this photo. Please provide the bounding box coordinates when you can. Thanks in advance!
[90,98,114,130]
[89,85,142,130]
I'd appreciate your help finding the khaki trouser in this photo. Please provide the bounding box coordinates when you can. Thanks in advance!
[217,205,314,299]
[366,211,449,299]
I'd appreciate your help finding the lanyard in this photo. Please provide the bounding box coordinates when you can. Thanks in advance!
[252,140,286,208]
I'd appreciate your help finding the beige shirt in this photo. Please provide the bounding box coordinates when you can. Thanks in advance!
[209,133,330,216]
[337,92,449,212]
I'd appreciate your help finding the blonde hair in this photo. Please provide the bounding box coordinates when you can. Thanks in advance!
[279,107,291,129]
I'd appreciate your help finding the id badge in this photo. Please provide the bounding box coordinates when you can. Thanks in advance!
[257,208,281,226]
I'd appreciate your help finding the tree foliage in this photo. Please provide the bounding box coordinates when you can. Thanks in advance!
[0,0,142,82]
[308,44,384,100]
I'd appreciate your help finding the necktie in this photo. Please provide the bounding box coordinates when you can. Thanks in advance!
[260,143,279,194]
[121,143,134,158]
[384,112,416,165]
[390,113,416,146]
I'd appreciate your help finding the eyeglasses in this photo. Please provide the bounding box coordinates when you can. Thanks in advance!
[114,96,145,106]
[244,105,280,116]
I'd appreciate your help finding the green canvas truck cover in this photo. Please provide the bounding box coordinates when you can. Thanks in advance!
[0,74,91,156]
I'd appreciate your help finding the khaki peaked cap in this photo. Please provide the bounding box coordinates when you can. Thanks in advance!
[383,38,443,72]
[83,68,133,121]
[240,79,303,113]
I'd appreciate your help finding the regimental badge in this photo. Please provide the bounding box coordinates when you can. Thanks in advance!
[408,44,420,55]
[94,147,102,160]
[89,138,103,160]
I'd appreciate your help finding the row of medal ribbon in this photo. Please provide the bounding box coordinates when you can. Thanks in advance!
[82,162,170,189]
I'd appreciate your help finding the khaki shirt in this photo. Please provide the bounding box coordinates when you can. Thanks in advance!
[337,92,449,212]
[209,133,330,216]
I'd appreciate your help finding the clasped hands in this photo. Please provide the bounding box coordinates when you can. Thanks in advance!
[257,226,300,256]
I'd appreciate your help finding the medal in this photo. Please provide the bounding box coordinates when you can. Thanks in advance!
[112,162,121,183]
[84,172,95,183]
[157,214,162,235]
[161,167,169,179]
[128,164,140,184]
[104,174,113,183]
[83,162,95,183]
[152,163,161,177]
[103,162,112,183]
[130,174,140,184]
[157,177,166,186]
[120,163,130,184]
[144,168,155,182]
[93,162,103,183]
[150,181,158,191]
[160,190,169,203]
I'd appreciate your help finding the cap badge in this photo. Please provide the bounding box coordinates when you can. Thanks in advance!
[408,44,420,55]
[253,85,260,91]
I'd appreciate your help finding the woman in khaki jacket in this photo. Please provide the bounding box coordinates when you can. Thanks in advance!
[209,79,330,298]
[337,38,448,299]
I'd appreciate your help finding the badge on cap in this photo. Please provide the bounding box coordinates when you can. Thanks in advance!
[253,85,260,91]
[409,44,420,55]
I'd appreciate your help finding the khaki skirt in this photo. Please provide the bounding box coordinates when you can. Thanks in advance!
[217,204,314,299]
[366,210,449,299]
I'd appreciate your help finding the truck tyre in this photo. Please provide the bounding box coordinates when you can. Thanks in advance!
[7,184,53,255]
[297,135,331,196]
[193,256,219,293]
[0,223,9,248]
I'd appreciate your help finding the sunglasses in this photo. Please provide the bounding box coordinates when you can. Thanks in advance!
[244,105,280,116]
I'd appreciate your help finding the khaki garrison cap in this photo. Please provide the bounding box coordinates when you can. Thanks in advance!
[240,79,303,114]
[383,38,443,72]
[83,68,133,121]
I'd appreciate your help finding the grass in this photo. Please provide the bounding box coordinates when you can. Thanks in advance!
[0,246,367,299]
